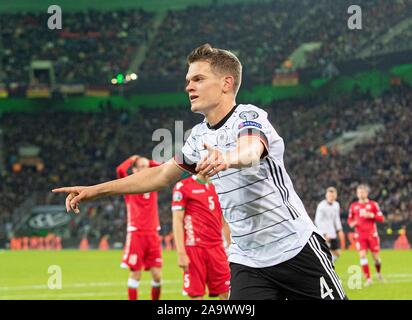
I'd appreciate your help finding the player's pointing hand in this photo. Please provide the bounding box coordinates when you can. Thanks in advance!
[52,186,98,214]
[196,143,229,177]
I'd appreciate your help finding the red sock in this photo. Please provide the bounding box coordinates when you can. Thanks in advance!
[362,264,370,279]
[375,262,381,274]
[128,287,138,300]
[151,286,161,300]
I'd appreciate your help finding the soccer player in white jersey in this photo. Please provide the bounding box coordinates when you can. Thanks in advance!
[53,44,347,300]
[315,187,344,264]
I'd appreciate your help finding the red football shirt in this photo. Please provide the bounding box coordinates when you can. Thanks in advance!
[171,176,223,247]
[348,200,384,235]
[116,158,160,233]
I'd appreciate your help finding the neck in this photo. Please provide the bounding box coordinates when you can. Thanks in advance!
[359,198,368,203]
[205,97,236,126]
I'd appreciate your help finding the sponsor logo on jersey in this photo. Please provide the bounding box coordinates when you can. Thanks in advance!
[239,110,259,121]
[192,189,205,194]
[238,121,262,129]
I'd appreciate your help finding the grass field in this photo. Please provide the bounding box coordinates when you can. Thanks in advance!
[0,249,411,300]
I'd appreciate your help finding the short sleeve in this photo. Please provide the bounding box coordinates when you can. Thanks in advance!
[235,107,271,153]
[171,182,188,211]
[174,126,202,174]
[373,202,383,216]
[334,204,343,231]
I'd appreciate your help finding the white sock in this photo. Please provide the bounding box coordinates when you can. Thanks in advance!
[360,258,368,266]
[128,278,139,288]
[151,280,161,288]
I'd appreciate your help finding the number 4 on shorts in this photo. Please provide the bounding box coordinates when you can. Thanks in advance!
[320,276,334,299]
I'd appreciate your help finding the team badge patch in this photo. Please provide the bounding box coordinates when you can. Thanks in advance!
[216,130,229,146]
[239,110,259,121]
[238,121,262,129]
[173,191,183,201]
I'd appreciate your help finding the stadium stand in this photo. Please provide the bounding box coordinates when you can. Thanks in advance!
[0,9,153,85]
[1,85,411,247]
[1,0,411,249]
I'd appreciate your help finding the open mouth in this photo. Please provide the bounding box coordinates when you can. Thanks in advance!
[190,95,199,102]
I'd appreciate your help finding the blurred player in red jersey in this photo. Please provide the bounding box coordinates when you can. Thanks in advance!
[171,174,231,300]
[117,155,162,300]
[348,184,385,286]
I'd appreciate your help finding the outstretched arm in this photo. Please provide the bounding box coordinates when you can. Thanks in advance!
[52,159,185,213]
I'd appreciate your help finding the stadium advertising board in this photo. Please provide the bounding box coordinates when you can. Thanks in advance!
[27,205,71,230]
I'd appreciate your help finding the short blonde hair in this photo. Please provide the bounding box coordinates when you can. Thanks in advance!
[357,184,370,192]
[326,186,337,193]
[187,43,242,94]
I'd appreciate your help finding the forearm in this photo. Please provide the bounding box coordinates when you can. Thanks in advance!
[172,216,186,255]
[224,137,264,169]
[222,220,231,247]
[96,160,180,197]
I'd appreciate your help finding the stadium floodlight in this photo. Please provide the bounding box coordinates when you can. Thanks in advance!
[130,73,138,80]
[125,74,131,82]
[111,78,118,85]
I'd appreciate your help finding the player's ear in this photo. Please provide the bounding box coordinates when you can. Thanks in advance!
[222,75,234,93]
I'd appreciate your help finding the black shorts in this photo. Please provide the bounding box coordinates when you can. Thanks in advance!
[229,233,347,300]
[328,238,340,251]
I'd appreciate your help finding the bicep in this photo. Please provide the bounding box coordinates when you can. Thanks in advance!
[161,159,188,184]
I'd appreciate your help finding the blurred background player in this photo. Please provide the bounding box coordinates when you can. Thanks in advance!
[348,184,385,286]
[314,187,345,263]
[171,174,231,300]
[117,155,162,300]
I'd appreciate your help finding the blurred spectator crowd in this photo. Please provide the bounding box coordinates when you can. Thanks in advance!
[1,85,411,245]
[1,0,411,86]
[0,9,153,85]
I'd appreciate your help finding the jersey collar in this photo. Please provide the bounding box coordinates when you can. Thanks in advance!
[192,175,208,185]
[206,104,238,130]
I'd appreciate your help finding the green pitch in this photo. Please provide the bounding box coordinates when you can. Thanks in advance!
[0,249,411,300]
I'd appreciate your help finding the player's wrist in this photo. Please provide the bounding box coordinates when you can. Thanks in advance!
[221,152,231,170]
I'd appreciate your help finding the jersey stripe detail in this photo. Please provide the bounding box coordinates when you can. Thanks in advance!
[217,177,268,195]
[211,169,242,180]
[307,236,345,299]
[231,219,289,238]
[240,232,297,251]
[220,190,276,210]
[226,204,283,223]
[265,158,299,219]
[311,236,346,298]
[274,159,301,218]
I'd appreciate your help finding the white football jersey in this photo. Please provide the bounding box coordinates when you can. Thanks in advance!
[175,104,321,267]
[315,200,342,239]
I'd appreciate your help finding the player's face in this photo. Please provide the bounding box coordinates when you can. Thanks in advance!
[185,61,225,114]
[326,191,337,203]
[133,157,149,173]
[357,187,368,201]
